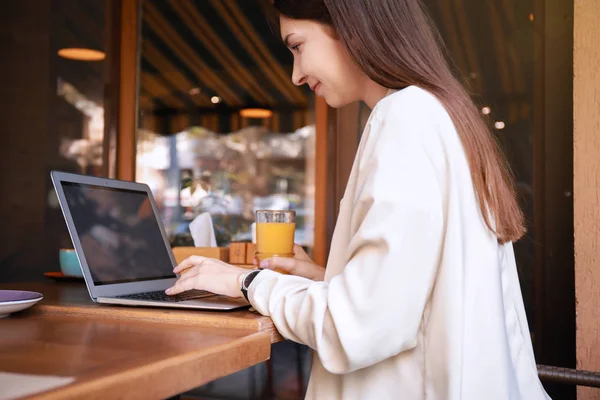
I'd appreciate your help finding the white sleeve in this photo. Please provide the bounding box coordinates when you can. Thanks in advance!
[248,114,445,374]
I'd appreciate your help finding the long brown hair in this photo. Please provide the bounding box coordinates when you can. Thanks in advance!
[272,0,525,243]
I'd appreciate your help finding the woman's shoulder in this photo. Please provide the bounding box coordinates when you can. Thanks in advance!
[367,86,455,149]
[362,86,459,183]
[374,85,449,124]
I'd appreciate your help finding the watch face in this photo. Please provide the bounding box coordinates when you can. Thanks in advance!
[241,270,259,301]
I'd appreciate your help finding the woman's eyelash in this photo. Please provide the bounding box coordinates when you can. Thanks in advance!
[290,44,301,51]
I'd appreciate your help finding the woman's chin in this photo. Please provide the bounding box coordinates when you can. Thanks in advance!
[323,94,354,109]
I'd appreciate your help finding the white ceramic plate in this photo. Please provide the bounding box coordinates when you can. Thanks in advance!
[0,290,43,318]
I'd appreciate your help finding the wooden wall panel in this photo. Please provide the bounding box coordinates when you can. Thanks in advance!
[574,1,600,399]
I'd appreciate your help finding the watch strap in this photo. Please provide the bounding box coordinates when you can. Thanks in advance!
[241,270,261,301]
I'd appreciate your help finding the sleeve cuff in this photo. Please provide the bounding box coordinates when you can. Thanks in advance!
[246,269,278,312]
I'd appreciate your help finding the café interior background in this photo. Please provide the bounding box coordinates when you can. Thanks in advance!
[0,1,576,398]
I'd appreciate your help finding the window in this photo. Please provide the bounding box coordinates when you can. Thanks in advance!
[135,0,316,252]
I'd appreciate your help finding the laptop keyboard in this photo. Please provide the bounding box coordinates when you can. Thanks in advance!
[116,289,214,303]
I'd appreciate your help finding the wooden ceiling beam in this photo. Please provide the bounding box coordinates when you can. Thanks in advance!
[453,0,484,93]
[140,72,187,109]
[139,94,153,110]
[212,0,307,106]
[486,1,514,94]
[437,0,469,77]
[144,3,244,106]
[142,41,213,107]
[171,0,276,105]
[500,0,526,93]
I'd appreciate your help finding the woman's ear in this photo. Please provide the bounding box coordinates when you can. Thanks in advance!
[322,23,339,40]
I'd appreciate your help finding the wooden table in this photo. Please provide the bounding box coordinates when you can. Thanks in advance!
[0,282,283,399]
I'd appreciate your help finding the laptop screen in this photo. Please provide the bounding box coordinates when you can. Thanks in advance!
[62,182,175,285]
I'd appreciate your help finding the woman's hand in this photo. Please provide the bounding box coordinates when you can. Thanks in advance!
[165,256,249,298]
[256,244,326,281]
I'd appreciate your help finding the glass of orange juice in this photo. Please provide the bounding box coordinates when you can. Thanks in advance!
[255,210,295,274]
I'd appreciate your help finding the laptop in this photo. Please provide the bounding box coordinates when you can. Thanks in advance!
[51,170,249,311]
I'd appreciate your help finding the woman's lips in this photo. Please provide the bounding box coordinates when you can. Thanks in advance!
[313,82,321,94]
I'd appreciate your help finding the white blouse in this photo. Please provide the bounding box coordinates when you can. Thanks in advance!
[248,86,550,399]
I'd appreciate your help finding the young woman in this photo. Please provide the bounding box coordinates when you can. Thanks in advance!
[167,0,550,398]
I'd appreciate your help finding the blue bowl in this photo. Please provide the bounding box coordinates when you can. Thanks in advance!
[59,249,84,277]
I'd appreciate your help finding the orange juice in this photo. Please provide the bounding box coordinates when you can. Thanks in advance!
[256,222,295,274]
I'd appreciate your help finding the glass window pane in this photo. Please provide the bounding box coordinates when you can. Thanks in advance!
[422,0,536,326]
[136,0,315,253]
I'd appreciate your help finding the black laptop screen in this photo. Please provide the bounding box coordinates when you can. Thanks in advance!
[61,182,175,285]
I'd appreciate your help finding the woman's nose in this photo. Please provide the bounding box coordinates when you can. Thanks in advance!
[291,62,307,86]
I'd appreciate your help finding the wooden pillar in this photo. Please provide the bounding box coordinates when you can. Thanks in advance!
[313,97,329,267]
[313,97,363,267]
[117,0,139,181]
[574,1,600,399]
[105,0,139,181]
[333,102,361,216]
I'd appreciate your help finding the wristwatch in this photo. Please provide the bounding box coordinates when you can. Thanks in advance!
[240,270,261,301]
